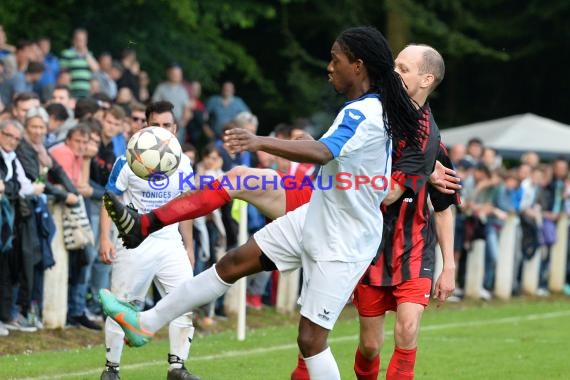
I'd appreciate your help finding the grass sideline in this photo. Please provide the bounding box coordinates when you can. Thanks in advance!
[1,297,569,379]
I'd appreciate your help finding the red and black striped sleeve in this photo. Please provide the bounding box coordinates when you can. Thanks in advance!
[392,110,440,195]
[429,143,461,211]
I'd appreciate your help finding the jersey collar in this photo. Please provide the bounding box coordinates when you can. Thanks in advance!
[344,92,381,107]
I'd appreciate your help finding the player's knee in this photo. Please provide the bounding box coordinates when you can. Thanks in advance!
[394,317,420,346]
[229,166,249,189]
[359,335,382,359]
[297,333,321,357]
[215,254,237,281]
[297,327,328,357]
[218,247,246,269]
[230,165,248,178]
[217,243,262,282]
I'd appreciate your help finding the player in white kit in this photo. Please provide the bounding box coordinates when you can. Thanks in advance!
[99,101,200,380]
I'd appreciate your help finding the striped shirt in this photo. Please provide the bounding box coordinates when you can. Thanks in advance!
[60,48,92,97]
[362,110,459,286]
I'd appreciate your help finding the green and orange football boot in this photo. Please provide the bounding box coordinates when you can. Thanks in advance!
[99,289,154,347]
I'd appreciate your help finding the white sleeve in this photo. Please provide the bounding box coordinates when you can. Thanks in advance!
[15,159,35,196]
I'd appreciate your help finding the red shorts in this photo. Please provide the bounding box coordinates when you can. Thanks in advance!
[352,277,432,317]
[285,187,313,212]
[276,172,313,212]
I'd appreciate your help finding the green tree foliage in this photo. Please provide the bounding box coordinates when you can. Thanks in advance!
[0,0,276,90]
[1,0,568,133]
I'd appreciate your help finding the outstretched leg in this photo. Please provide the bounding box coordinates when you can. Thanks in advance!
[104,167,287,249]
[153,166,287,222]
[100,238,266,347]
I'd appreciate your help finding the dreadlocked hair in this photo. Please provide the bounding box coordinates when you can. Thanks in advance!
[336,26,424,150]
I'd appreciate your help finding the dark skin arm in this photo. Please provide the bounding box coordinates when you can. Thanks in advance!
[226,127,461,196]
[224,128,333,166]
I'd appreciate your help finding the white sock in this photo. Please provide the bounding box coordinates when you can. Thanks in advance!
[304,347,340,380]
[168,312,195,369]
[105,317,125,364]
[140,266,231,332]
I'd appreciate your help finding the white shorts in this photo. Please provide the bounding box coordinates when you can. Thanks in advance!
[111,235,193,303]
[254,204,370,329]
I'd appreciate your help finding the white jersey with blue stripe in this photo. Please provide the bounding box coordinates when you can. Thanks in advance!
[106,154,194,240]
[303,93,392,262]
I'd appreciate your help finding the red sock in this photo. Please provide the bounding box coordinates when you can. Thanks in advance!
[354,348,380,380]
[290,354,310,380]
[386,346,417,380]
[148,179,231,227]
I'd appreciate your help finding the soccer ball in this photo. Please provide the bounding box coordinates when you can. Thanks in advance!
[126,127,182,180]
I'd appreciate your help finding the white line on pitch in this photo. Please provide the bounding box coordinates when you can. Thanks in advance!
[10,309,570,380]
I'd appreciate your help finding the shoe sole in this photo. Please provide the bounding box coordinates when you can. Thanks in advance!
[103,193,142,249]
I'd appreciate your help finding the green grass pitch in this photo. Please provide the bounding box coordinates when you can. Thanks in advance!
[1,298,569,379]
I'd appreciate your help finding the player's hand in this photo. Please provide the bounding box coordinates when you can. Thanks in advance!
[65,193,79,206]
[33,182,45,195]
[99,238,117,264]
[77,184,94,198]
[203,124,215,139]
[434,267,456,306]
[430,160,461,194]
[224,128,261,154]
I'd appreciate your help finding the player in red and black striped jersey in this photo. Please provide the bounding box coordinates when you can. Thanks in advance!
[357,140,459,287]
[351,44,459,380]
[364,122,457,287]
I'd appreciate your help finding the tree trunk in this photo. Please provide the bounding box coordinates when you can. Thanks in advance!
[385,0,410,55]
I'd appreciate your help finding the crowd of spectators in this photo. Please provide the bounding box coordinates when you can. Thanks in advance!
[0,26,284,337]
[449,138,570,301]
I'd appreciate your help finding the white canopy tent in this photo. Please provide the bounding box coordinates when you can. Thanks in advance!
[440,113,570,159]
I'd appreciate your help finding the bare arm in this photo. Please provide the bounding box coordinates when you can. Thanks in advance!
[179,220,195,269]
[382,188,405,206]
[543,210,561,221]
[224,128,333,165]
[433,207,456,305]
[86,52,100,72]
[99,202,116,264]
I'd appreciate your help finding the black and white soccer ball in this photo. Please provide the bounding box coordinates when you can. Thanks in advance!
[126,127,182,180]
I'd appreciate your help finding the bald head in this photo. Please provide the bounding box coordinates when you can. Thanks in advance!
[395,44,445,105]
[407,44,445,90]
